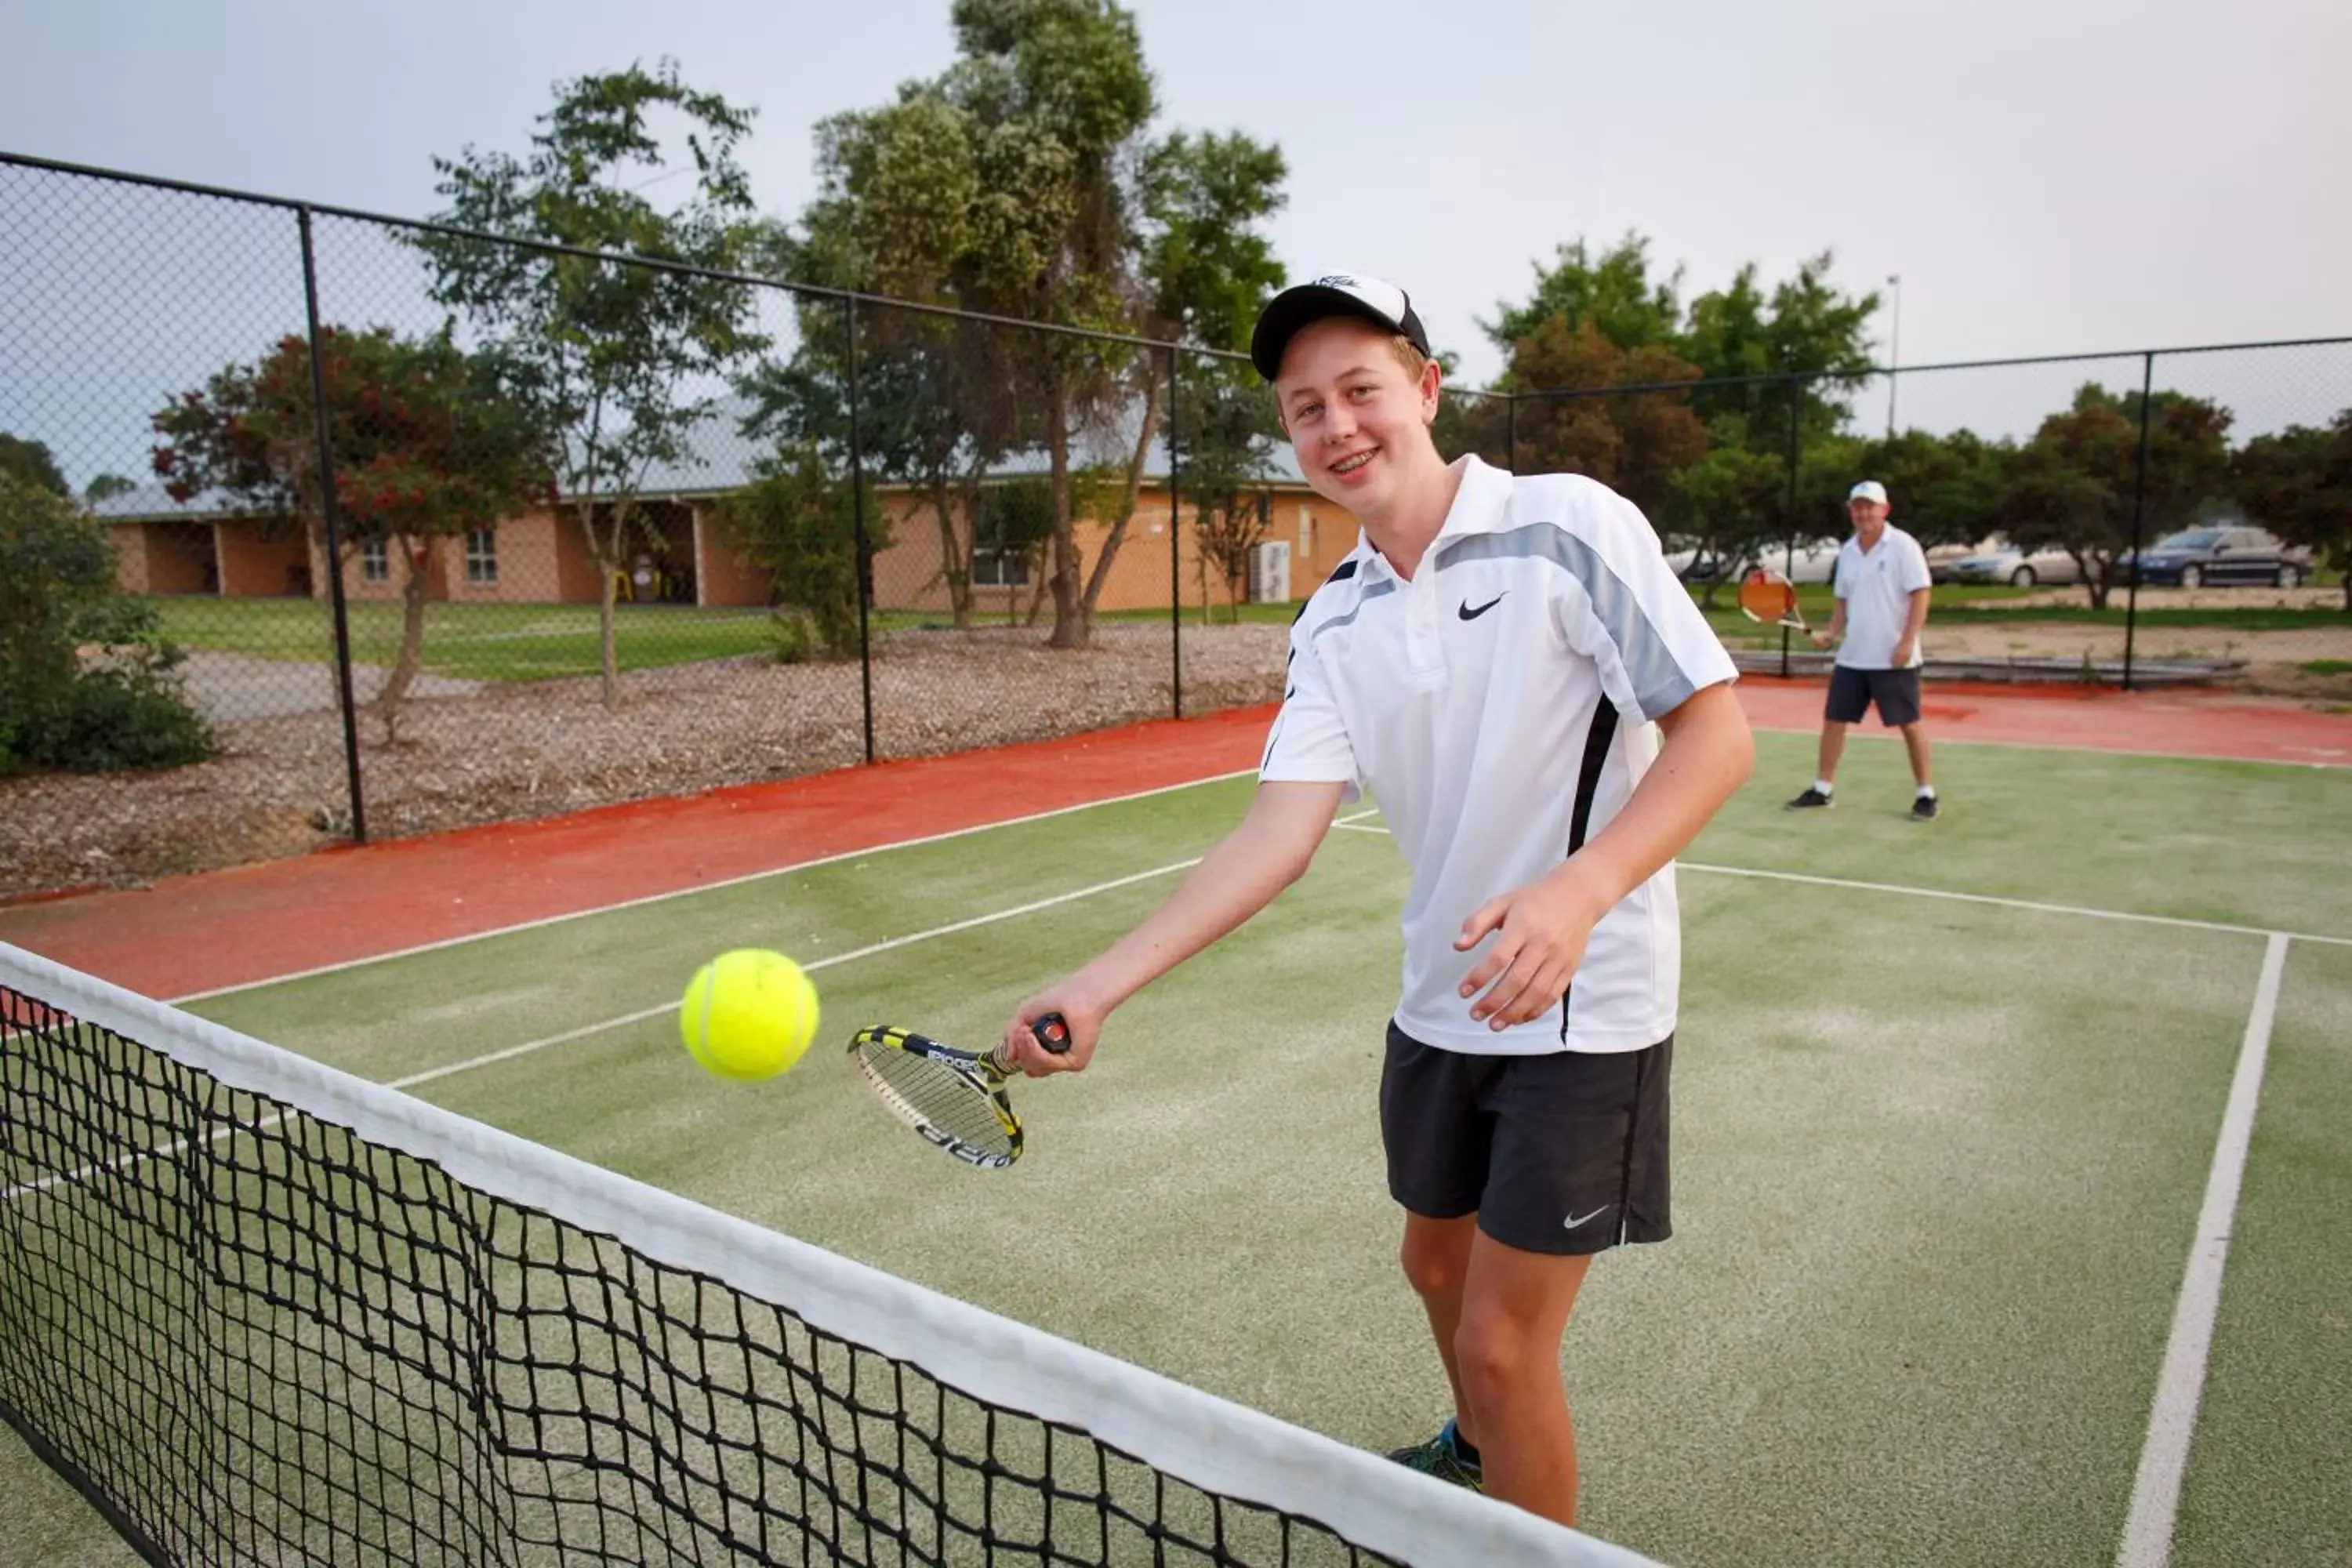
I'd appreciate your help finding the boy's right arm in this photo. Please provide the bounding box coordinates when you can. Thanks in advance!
[999,779,1349,1073]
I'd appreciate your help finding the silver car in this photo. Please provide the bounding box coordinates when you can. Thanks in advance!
[1944,539,2082,587]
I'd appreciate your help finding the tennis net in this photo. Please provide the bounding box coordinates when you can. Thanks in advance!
[0,944,1653,1567]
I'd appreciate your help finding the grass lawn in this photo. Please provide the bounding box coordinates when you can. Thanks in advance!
[146,579,2346,681]
[141,598,986,682]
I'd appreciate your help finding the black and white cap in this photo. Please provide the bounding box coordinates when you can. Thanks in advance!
[1249,273,1432,382]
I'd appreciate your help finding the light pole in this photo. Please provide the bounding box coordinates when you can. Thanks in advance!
[1885,273,1902,441]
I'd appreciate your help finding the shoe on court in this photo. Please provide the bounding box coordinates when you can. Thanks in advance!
[1911,794,1940,822]
[1784,786,1834,810]
[1385,1417,1484,1492]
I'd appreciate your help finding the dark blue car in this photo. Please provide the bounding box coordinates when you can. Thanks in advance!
[2118,526,2313,589]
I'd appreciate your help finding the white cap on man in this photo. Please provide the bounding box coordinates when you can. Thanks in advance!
[1849,480,1889,505]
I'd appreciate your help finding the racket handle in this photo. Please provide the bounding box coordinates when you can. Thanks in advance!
[1031,1013,1071,1055]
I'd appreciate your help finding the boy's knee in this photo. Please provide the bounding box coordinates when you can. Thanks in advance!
[1451,1316,1544,1407]
[1398,1229,1469,1301]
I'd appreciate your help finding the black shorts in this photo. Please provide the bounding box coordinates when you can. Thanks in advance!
[1379,1022,1672,1256]
[1826,664,1922,727]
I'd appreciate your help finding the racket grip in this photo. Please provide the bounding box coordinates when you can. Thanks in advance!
[1031,1013,1071,1055]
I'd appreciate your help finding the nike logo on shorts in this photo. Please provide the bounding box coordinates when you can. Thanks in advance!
[1563,1205,1613,1231]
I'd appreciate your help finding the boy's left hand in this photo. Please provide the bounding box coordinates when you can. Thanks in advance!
[1455,869,1609,1029]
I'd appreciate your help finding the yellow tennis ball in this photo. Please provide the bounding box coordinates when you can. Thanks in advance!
[679,949,819,1081]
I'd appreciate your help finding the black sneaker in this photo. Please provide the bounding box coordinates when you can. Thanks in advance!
[1385,1418,1484,1492]
[1784,787,1834,810]
[1911,794,1940,821]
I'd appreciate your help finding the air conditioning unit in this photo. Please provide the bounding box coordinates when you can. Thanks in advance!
[1247,539,1292,604]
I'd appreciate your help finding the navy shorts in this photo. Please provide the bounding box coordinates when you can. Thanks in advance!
[1379,1022,1672,1256]
[1826,664,1922,727]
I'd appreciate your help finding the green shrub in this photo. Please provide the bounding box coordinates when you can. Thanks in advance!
[767,608,820,666]
[0,474,214,773]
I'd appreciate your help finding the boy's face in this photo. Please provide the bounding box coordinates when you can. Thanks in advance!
[1273,317,1443,514]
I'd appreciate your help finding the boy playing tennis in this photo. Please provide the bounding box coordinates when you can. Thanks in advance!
[1001,274,1753,1526]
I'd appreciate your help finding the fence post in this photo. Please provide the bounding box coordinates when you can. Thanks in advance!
[2122,350,2154,692]
[296,206,368,844]
[1506,393,1519,474]
[1167,344,1184,720]
[845,296,876,764]
[1780,391,1802,680]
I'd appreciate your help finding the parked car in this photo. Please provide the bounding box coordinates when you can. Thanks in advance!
[1926,535,2000,583]
[1755,538,1842,586]
[2116,525,2313,588]
[1666,539,1841,586]
[1944,538,2083,587]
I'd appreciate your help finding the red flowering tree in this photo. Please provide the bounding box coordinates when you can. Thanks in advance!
[151,325,552,736]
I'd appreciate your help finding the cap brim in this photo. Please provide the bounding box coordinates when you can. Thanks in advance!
[1250,286,1405,382]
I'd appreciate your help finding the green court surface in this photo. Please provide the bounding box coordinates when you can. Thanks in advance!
[4,730,2347,1566]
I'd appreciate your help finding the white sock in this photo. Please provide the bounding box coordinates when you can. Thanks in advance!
[1917,785,1937,800]
[1813,779,1835,796]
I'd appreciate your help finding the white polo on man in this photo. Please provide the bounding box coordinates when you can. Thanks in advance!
[1260,456,1737,1056]
[1833,524,1932,669]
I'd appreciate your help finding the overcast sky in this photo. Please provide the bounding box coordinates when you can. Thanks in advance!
[5,0,2348,477]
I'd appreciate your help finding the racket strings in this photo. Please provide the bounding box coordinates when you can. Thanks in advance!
[857,1043,1016,1158]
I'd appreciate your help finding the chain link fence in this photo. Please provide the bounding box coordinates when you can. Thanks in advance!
[3,149,2347,895]
[1514,346,2352,690]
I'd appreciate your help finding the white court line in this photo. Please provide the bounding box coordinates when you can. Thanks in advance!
[13,808,1394,1200]
[170,768,1258,1004]
[6,857,1213,1203]
[1336,816,2321,1565]
[386,808,1388,1093]
[1336,820,2350,947]
[381,858,1207,1094]
[1744,723,2349,771]
[1679,862,2352,948]
[2115,932,2290,1568]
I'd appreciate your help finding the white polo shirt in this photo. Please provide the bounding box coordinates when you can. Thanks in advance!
[1833,525,1932,670]
[1261,456,1737,1056]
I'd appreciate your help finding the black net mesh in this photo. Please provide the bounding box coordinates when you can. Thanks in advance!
[0,963,1446,1567]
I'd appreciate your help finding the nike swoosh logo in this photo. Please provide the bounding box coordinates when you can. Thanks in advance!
[1563,1206,1613,1230]
[1458,593,1505,621]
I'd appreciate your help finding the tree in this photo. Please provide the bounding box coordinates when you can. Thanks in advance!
[1077,129,1286,635]
[0,433,68,496]
[2234,411,2352,612]
[1505,318,1709,518]
[1846,428,2012,549]
[84,474,139,505]
[1484,235,1684,354]
[971,477,1058,622]
[935,0,1154,649]
[748,118,1029,630]
[1660,445,1787,607]
[1174,351,1283,619]
[789,3,1285,649]
[712,443,873,658]
[0,474,210,773]
[1432,370,1512,469]
[419,60,771,706]
[150,326,551,736]
[1994,383,2232,608]
[1486,241,1878,555]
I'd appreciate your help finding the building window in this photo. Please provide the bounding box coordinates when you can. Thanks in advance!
[1297,503,1315,563]
[466,527,498,586]
[972,549,1029,588]
[360,540,388,583]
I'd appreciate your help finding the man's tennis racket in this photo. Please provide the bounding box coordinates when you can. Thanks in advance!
[850,1014,1069,1169]
[1738,568,1810,633]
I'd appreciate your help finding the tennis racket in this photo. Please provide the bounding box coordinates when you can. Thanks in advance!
[849,1014,1069,1169]
[1737,568,1811,633]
